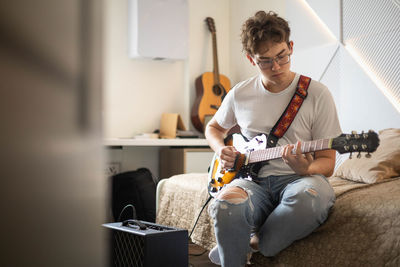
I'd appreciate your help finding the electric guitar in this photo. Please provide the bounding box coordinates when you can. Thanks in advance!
[208,131,380,197]
[191,17,231,132]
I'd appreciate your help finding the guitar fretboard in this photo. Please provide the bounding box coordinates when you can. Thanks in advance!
[211,32,220,84]
[248,138,332,163]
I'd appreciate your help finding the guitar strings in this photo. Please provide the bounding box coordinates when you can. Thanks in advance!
[248,139,330,163]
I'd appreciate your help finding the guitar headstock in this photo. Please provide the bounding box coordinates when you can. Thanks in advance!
[205,17,216,33]
[331,130,380,157]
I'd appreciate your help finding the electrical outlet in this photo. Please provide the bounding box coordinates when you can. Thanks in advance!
[105,162,121,176]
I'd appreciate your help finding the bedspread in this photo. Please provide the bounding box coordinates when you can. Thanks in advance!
[156,174,400,266]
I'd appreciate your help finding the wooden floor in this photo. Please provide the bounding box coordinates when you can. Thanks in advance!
[188,242,216,267]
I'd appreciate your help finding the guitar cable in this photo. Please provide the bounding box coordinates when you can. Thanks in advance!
[117,204,137,222]
[189,195,212,239]
[188,195,213,258]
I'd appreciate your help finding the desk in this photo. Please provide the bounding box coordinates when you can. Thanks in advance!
[104,138,209,147]
[104,138,213,179]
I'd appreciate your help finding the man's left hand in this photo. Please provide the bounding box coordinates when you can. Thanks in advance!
[282,141,313,175]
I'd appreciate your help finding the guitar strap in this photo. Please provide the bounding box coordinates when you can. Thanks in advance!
[266,75,311,148]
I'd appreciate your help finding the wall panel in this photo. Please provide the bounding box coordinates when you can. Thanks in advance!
[287,0,400,132]
[343,0,400,107]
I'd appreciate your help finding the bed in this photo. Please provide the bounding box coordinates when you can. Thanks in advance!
[156,128,400,266]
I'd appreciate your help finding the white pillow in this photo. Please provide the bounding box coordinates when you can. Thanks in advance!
[333,128,400,184]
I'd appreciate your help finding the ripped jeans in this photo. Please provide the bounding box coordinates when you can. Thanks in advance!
[208,174,335,267]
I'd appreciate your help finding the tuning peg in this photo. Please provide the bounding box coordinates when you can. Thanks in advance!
[357,152,362,158]
[352,145,358,150]
[210,179,216,184]
[366,153,372,158]
[211,187,218,193]
[217,177,223,183]
[351,131,360,138]
[368,129,374,133]
[344,145,350,151]
[360,130,368,139]
[362,144,368,150]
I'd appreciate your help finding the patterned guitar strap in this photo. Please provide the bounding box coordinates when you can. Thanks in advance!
[266,75,311,148]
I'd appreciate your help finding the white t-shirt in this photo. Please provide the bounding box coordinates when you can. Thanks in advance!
[213,73,342,177]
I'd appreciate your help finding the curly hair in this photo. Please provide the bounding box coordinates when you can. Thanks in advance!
[241,11,291,56]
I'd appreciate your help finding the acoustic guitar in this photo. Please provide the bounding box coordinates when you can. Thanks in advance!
[191,17,231,132]
[208,131,380,197]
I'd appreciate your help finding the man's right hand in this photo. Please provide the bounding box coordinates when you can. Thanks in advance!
[217,146,240,170]
[205,117,241,170]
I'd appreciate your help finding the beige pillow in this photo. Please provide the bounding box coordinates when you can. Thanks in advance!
[333,128,400,184]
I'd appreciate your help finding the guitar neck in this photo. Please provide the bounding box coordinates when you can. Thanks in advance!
[211,32,220,84]
[248,138,332,163]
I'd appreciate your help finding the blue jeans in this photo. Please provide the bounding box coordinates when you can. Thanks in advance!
[208,174,335,267]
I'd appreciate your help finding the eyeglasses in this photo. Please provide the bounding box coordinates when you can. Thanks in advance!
[255,53,291,70]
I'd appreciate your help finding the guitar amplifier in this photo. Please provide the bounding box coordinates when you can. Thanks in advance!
[103,220,188,267]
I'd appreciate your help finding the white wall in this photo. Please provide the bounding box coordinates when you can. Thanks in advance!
[286,0,400,133]
[103,0,186,138]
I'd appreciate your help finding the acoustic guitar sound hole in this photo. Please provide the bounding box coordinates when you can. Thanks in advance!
[213,85,222,96]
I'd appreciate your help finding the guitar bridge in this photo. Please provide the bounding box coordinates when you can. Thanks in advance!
[210,104,219,110]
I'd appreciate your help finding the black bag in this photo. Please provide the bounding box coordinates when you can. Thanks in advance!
[111,168,156,222]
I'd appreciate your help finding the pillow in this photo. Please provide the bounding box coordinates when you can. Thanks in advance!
[333,128,400,184]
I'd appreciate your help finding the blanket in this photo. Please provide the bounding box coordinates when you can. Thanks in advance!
[156,174,400,266]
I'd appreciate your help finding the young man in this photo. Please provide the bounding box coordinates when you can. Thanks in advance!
[205,11,342,267]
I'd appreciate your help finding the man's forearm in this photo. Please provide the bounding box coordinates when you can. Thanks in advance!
[205,126,226,154]
[307,156,335,177]
[205,119,229,154]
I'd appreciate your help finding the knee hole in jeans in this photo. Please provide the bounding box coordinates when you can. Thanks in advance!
[217,186,248,204]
